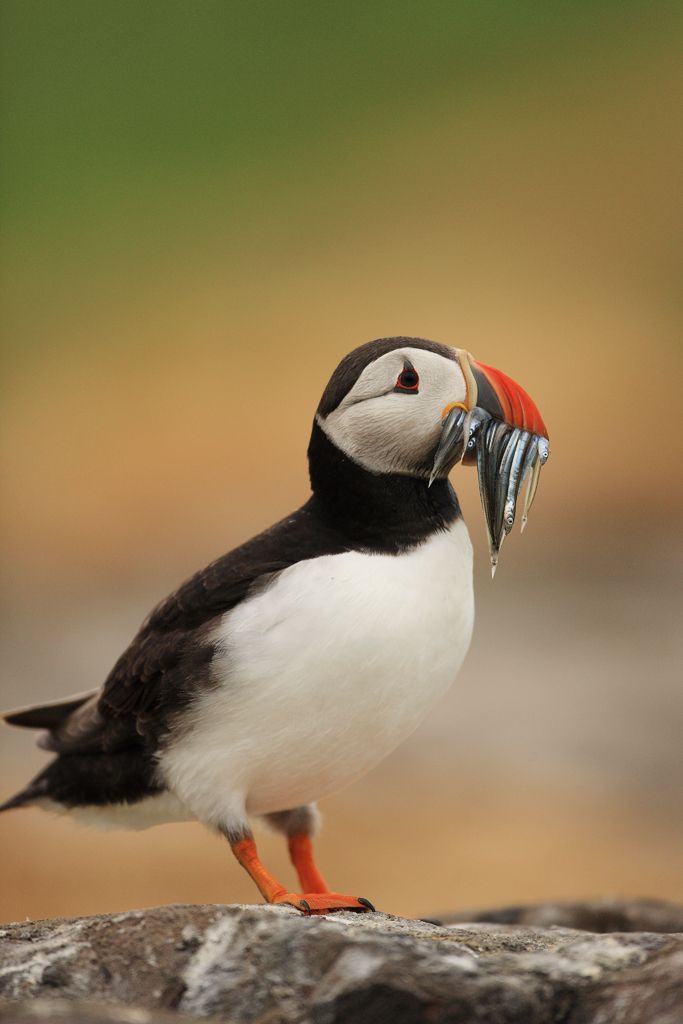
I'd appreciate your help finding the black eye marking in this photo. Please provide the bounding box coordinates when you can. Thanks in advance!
[394,366,420,393]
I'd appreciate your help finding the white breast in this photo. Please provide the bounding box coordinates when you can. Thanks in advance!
[159,519,474,828]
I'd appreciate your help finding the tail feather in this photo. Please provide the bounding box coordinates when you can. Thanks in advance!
[1,690,151,814]
[0,778,49,813]
[1,748,160,813]
[0,792,35,812]
[3,691,95,730]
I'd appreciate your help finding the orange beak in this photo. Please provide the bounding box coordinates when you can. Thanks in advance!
[432,349,550,575]
[456,349,548,439]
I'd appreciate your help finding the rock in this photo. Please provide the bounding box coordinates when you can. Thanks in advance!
[440,896,683,934]
[0,1001,180,1023]
[0,901,681,1023]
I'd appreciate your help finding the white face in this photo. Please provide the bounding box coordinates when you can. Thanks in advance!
[318,347,468,477]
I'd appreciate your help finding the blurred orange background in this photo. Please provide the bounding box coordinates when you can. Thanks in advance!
[1,1,681,923]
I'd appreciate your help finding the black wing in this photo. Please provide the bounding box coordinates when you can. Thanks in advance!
[5,501,348,757]
[4,500,347,759]
[92,500,348,740]
[4,500,348,757]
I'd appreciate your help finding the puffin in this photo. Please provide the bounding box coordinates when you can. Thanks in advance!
[1,337,549,915]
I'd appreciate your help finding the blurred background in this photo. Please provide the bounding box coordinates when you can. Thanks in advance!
[1,0,681,923]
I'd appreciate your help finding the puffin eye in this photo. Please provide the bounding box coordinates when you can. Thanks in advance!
[394,368,420,393]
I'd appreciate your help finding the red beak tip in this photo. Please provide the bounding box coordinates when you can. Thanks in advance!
[472,358,548,438]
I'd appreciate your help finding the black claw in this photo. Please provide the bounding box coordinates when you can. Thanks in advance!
[299,899,311,913]
[357,897,376,912]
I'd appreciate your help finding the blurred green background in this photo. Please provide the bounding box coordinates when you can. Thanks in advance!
[1,0,681,922]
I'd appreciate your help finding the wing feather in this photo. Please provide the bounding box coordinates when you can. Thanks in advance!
[5,501,346,755]
[98,501,346,729]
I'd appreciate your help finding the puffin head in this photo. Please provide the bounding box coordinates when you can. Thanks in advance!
[316,336,549,572]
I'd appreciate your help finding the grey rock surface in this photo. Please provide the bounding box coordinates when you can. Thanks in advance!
[0,1000,184,1024]
[441,896,683,934]
[1,901,682,1024]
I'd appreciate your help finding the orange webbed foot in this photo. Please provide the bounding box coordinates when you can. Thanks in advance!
[229,834,375,916]
[271,891,376,915]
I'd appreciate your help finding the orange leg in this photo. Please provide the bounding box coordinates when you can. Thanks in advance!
[288,833,330,893]
[230,836,375,915]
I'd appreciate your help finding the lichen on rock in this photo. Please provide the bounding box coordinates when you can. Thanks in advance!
[1,900,682,1023]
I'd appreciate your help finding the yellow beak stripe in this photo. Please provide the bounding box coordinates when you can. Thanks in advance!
[440,401,468,419]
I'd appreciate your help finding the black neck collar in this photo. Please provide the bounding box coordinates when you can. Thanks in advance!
[306,421,461,554]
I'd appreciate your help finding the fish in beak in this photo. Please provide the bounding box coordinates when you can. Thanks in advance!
[430,349,550,575]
